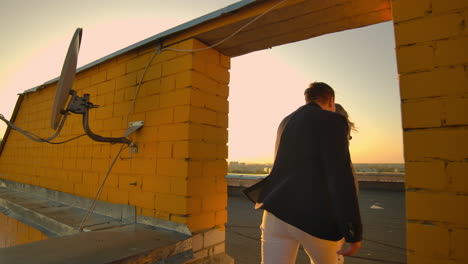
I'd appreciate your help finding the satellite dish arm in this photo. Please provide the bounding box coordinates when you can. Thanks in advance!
[67,91,131,145]
[82,95,131,145]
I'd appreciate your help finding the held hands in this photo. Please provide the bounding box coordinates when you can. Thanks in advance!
[337,241,361,256]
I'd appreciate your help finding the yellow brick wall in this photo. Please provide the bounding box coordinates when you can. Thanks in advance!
[0,38,230,236]
[393,0,468,263]
[0,213,47,248]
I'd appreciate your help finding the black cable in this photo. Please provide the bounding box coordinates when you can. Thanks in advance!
[0,112,88,145]
[44,134,87,144]
[226,224,259,229]
[227,225,406,251]
[364,238,407,251]
[79,144,128,231]
[347,255,405,264]
[227,229,259,241]
[0,113,69,143]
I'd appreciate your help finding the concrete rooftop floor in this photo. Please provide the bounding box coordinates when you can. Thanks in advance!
[226,187,406,264]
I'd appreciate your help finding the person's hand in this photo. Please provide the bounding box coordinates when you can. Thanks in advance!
[337,241,361,256]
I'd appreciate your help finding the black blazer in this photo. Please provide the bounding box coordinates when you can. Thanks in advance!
[244,102,362,242]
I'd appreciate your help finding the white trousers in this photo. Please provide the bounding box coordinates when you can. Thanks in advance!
[261,210,344,264]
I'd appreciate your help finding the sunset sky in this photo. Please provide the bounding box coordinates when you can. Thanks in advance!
[0,0,404,164]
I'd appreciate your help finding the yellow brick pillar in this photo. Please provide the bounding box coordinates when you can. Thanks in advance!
[145,38,230,259]
[392,0,468,263]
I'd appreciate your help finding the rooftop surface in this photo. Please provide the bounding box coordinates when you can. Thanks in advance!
[0,178,192,263]
[226,187,406,264]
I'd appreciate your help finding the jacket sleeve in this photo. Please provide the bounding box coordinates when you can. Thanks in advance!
[242,177,268,204]
[319,114,362,242]
[243,114,291,204]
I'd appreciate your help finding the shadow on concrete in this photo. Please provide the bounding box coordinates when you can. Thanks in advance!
[226,187,406,264]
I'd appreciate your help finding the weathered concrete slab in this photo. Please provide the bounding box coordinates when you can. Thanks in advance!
[0,178,135,222]
[0,185,124,236]
[0,224,192,264]
[0,180,195,263]
[0,178,190,235]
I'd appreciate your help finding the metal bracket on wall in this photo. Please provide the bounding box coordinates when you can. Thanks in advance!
[123,121,144,153]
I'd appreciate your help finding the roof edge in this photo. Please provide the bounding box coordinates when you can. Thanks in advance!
[23,0,256,95]
[0,94,24,155]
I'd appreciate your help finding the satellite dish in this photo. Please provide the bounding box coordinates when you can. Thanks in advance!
[1,28,135,145]
[50,28,132,145]
[51,28,82,130]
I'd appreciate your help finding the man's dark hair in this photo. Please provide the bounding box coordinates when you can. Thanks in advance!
[304,82,335,104]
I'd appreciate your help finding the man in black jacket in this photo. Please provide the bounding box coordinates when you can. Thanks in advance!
[244,82,362,263]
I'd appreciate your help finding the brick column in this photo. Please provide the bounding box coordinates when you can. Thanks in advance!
[147,39,230,259]
[392,0,468,263]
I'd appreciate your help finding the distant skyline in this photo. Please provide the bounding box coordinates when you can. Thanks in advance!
[0,0,404,163]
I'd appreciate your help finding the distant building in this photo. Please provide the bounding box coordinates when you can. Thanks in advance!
[228,161,272,174]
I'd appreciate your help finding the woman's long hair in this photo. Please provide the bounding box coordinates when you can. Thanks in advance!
[335,104,357,133]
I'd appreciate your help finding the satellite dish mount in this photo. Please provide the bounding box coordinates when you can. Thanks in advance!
[67,91,131,144]
[51,28,131,145]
